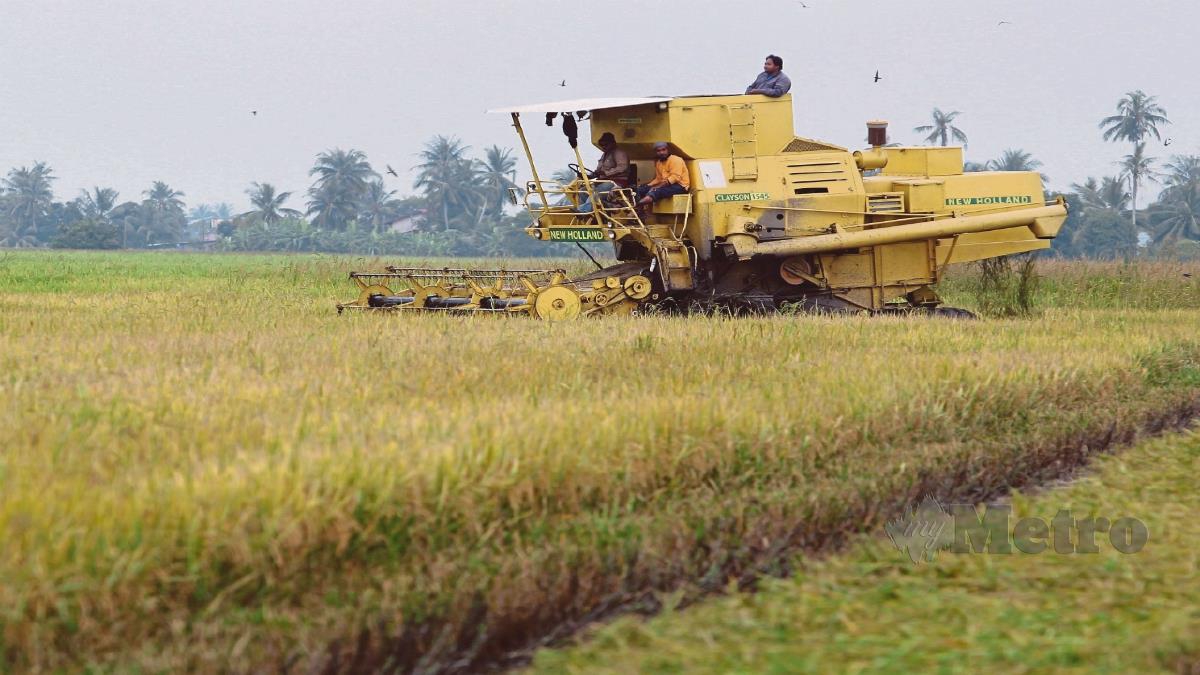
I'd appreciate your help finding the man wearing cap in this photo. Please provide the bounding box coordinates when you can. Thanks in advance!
[635,142,689,210]
[576,132,630,214]
[745,54,791,97]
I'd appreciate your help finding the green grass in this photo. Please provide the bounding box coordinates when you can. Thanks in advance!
[940,258,1200,312]
[533,428,1200,674]
[0,251,1197,671]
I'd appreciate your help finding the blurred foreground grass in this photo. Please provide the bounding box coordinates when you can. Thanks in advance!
[0,251,1196,670]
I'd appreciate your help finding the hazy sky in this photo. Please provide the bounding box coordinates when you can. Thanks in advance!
[1,0,1195,212]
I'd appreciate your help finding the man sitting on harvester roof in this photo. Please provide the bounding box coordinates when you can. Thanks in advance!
[635,142,689,212]
[745,54,791,97]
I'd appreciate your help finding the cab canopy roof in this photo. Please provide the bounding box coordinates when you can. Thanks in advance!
[487,97,673,114]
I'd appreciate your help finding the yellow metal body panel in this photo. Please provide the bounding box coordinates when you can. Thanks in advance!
[937,227,1052,265]
[892,179,946,213]
[589,94,796,160]
[881,147,964,177]
[941,172,1044,213]
[652,194,693,215]
[878,241,935,284]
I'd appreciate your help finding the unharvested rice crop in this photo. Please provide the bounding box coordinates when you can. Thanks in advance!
[0,251,1197,671]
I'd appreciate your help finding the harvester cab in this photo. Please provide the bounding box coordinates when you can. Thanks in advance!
[339,93,1067,318]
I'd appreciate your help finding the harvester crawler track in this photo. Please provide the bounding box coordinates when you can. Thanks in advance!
[337,263,656,320]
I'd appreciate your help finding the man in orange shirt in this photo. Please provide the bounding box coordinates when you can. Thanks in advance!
[635,142,689,210]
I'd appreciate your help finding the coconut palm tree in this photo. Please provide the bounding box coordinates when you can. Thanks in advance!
[913,108,968,147]
[243,182,300,226]
[357,180,405,232]
[1149,154,1200,244]
[1117,143,1159,231]
[140,182,187,245]
[1099,176,1132,212]
[2,162,56,244]
[477,145,520,216]
[414,136,484,231]
[1070,177,1129,213]
[143,182,185,212]
[1150,190,1200,243]
[188,204,217,222]
[1070,178,1103,208]
[1100,91,1169,144]
[188,203,234,222]
[309,148,377,192]
[76,187,119,220]
[304,190,341,231]
[1160,155,1200,200]
[306,148,378,230]
[1100,91,1169,230]
[986,149,1047,183]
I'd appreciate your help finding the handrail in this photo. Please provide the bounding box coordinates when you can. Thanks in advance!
[521,179,646,229]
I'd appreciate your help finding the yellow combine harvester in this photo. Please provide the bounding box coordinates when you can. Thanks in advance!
[339,93,1066,318]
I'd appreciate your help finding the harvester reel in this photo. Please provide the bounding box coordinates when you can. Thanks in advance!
[407,282,438,308]
[357,284,396,306]
[533,286,582,321]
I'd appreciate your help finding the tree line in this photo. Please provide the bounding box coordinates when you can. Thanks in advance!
[0,138,549,256]
[2,90,1196,259]
[913,91,1198,259]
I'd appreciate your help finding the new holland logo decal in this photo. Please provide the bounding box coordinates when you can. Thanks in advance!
[945,195,1034,207]
[548,228,606,242]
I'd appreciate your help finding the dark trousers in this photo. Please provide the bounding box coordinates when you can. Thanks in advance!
[636,182,687,202]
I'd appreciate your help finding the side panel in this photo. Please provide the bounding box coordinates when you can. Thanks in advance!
[940,172,1045,214]
[881,147,964,177]
[936,226,1051,264]
[589,104,672,156]
[879,241,934,284]
[697,151,868,242]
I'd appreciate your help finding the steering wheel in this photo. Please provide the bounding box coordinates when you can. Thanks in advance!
[567,163,585,180]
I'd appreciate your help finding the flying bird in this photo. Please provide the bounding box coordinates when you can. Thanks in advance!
[1184,272,1193,278]
[1164,138,1173,146]
[251,110,257,116]
[386,165,398,177]
[559,79,567,87]
[799,1,808,7]
[874,70,882,83]
[998,20,1011,25]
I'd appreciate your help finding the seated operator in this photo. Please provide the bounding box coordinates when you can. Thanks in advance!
[576,132,630,214]
[745,54,791,97]
[635,142,689,211]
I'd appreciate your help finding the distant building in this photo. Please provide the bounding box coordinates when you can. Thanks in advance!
[389,210,425,234]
